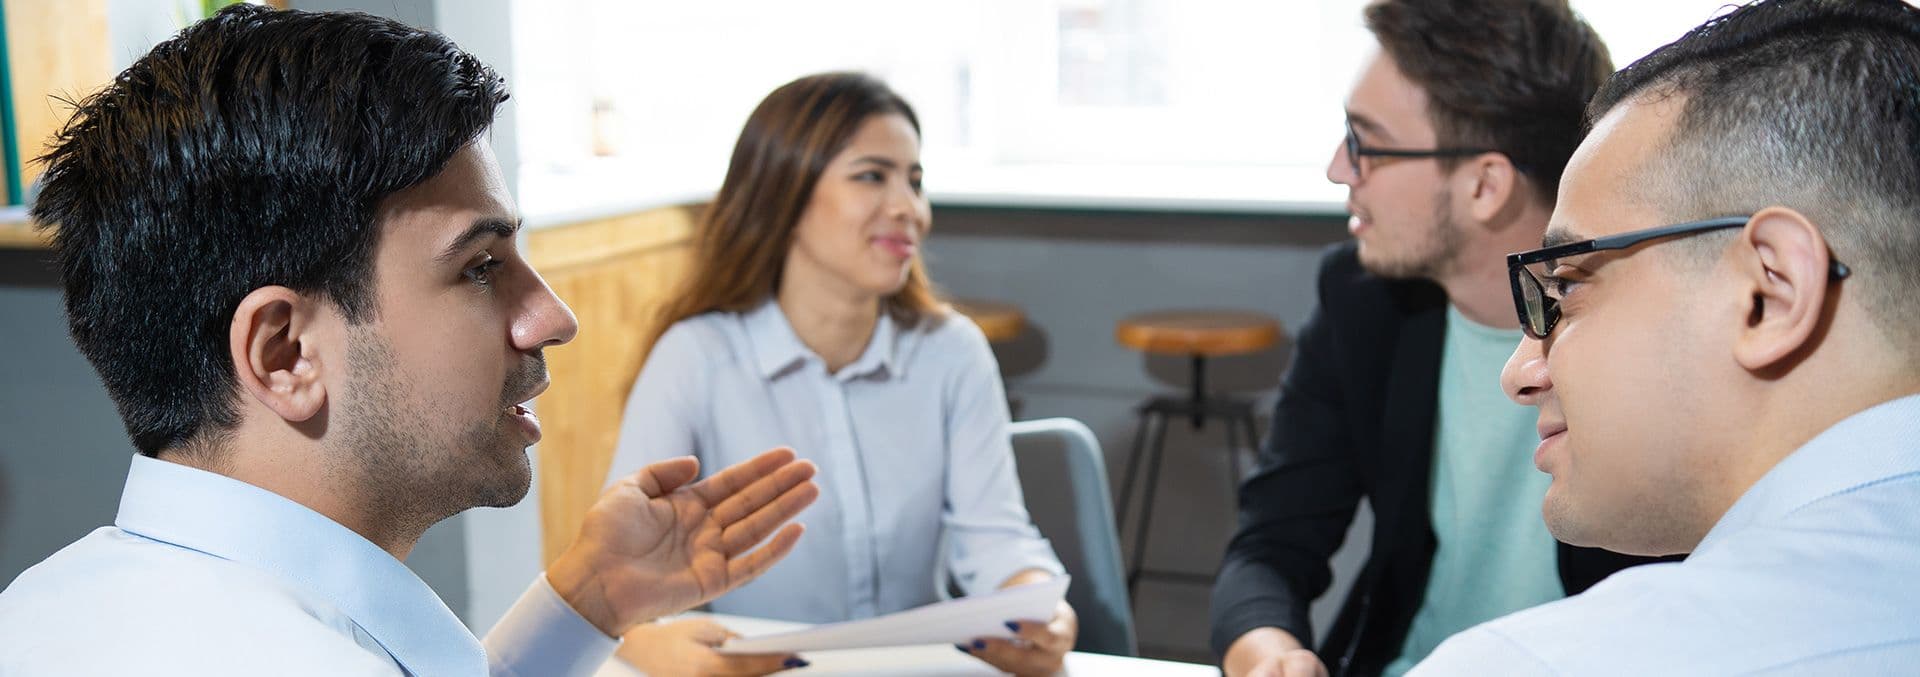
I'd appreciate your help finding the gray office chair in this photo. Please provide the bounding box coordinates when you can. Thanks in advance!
[1009,417,1139,657]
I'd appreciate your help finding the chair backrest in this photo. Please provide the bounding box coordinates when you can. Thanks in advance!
[1009,417,1138,656]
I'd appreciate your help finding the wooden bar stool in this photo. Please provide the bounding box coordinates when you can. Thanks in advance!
[1114,309,1283,595]
[952,299,1027,344]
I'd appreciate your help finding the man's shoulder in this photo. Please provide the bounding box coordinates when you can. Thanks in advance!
[1412,564,1690,675]
[1309,241,1446,327]
[0,527,397,675]
[1422,549,1920,675]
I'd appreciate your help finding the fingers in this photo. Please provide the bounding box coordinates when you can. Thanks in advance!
[723,522,806,585]
[1004,618,1072,655]
[625,456,701,498]
[709,652,807,676]
[710,457,818,528]
[719,479,820,556]
[690,447,800,505]
[960,636,1063,677]
[679,619,739,646]
[1280,649,1330,677]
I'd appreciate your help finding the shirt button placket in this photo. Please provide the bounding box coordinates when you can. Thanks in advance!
[820,369,875,617]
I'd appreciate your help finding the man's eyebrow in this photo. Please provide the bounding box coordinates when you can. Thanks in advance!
[1540,226,1589,249]
[1346,111,1387,139]
[436,217,521,264]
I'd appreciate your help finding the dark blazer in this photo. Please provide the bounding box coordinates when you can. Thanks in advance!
[1209,242,1668,676]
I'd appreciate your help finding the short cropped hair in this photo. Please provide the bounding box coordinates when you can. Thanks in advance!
[1587,0,1920,346]
[33,5,509,454]
[1365,0,1614,201]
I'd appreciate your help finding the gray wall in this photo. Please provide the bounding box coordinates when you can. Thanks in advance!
[0,252,126,581]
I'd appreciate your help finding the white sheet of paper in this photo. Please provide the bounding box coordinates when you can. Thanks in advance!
[716,576,1071,654]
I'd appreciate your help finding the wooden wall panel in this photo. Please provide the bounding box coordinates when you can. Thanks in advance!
[528,205,699,565]
[5,0,112,193]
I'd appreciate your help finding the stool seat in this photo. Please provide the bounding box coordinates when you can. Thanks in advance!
[953,298,1027,343]
[1115,310,1281,356]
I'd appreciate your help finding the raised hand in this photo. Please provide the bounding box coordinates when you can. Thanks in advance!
[548,447,820,636]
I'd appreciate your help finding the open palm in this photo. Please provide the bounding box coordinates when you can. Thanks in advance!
[551,448,819,635]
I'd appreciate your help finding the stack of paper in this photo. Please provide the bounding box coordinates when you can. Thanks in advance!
[717,576,1071,654]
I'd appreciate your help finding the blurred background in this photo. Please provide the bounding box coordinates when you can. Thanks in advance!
[0,0,1740,663]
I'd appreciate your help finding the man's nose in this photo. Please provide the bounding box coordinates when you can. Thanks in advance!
[1502,336,1551,405]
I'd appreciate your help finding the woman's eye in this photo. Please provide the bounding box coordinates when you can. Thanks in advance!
[855,170,884,182]
[463,255,504,287]
[909,175,924,193]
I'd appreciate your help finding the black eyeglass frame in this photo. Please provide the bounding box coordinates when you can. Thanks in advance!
[1343,118,1500,180]
[1506,215,1853,340]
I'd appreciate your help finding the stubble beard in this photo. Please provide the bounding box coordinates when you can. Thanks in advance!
[337,331,534,541]
[1357,188,1465,282]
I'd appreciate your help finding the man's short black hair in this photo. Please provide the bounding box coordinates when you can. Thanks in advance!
[32,5,509,455]
[1365,0,1613,202]
[1586,0,1920,349]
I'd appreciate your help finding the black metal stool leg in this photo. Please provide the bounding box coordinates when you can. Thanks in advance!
[1116,407,1156,535]
[1126,410,1172,595]
[1189,355,1207,429]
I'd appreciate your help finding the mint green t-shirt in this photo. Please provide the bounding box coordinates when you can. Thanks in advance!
[1382,306,1562,677]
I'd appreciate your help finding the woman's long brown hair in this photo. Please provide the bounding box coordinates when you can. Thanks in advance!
[647,72,945,357]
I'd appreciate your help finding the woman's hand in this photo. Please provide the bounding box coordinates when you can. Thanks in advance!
[615,618,807,677]
[958,599,1078,676]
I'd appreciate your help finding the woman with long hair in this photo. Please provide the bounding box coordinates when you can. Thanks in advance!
[608,72,1077,676]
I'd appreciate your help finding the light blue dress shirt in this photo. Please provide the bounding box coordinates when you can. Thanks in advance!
[609,300,1063,623]
[0,454,616,676]
[1412,394,1920,675]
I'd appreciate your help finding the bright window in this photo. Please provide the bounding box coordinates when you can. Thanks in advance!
[512,0,1741,222]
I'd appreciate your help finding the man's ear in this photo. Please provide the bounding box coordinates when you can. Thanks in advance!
[228,286,328,423]
[1463,153,1522,226]
[1732,206,1833,372]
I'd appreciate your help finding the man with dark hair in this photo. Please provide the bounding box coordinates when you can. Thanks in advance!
[0,6,818,675]
[1211,2,1666,676]
[1413,0,1920,672]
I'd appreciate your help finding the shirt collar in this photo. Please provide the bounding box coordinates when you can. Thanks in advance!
[743,299,901,382]
[1696,393,1920,553]
[114,455,484,676]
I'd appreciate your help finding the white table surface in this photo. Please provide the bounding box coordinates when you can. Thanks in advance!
[596,613,1219,676]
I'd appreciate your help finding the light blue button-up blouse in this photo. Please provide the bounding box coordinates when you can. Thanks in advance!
[608,300,1063,623]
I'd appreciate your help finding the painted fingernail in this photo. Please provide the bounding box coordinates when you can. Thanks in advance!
[1005,621,1021,632]
[955,643,972,653]
[973,639,987,650]
[782,657,809,669]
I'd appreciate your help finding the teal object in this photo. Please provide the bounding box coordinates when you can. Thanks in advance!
[0,0,20,205]
[1382,306,1563,676]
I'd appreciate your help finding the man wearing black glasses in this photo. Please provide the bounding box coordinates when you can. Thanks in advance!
[1211,2,1667,676]
[1412,0,1920,672]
